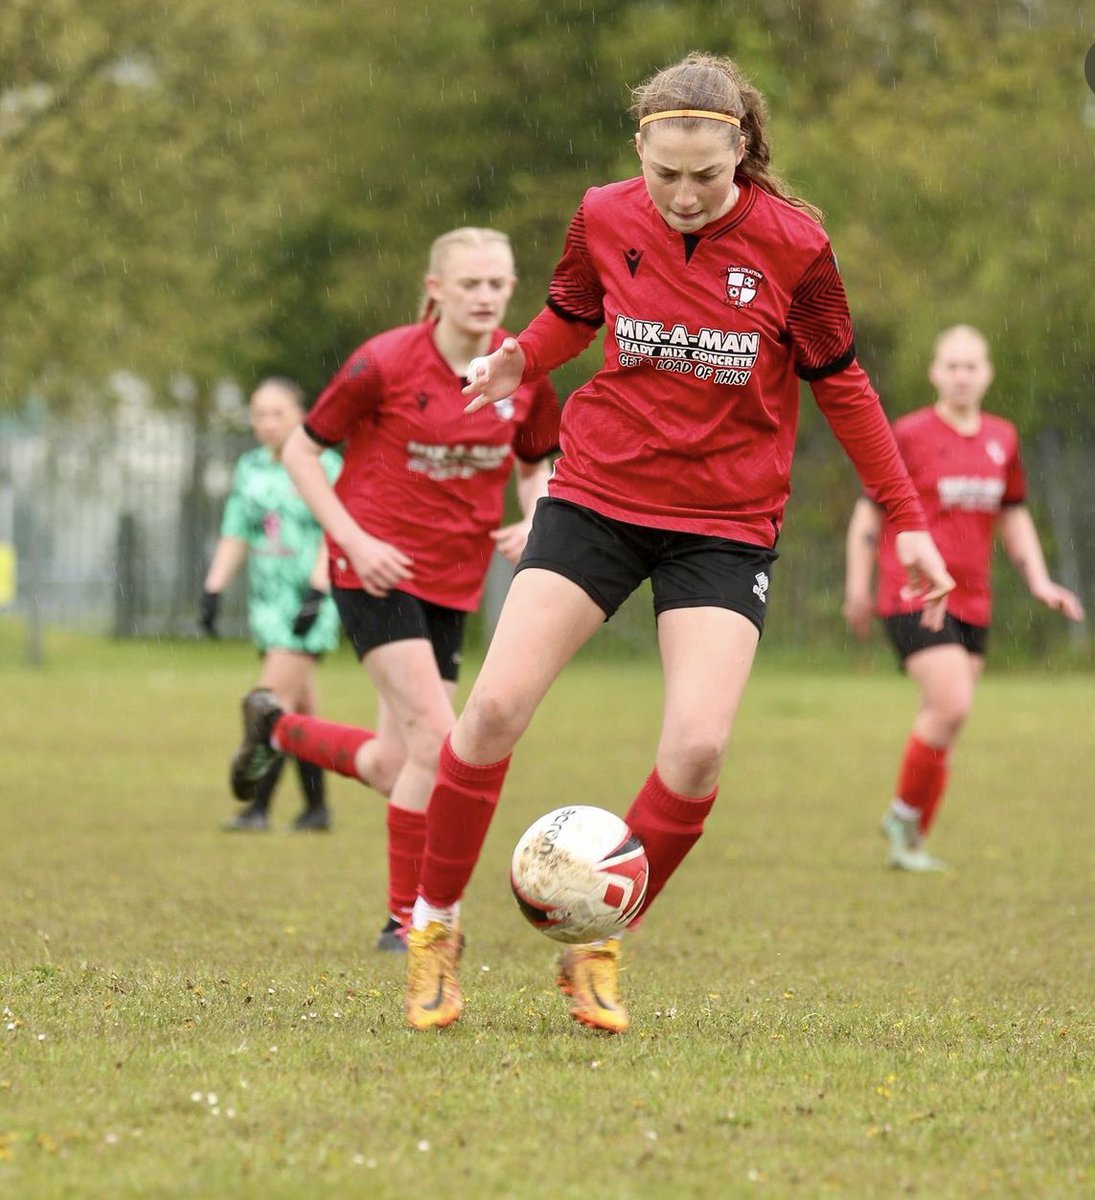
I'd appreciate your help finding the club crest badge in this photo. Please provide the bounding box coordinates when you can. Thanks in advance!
[724,266,763,308]
[985,439,1006,465]
[493,396,516,421]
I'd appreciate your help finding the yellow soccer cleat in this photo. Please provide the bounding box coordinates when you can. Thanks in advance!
[405,921,463,1030]
[556,938,629,1034]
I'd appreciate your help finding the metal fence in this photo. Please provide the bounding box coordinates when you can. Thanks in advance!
[0,399,561,652]
[0,402,252,642]
[1,402,1090,660]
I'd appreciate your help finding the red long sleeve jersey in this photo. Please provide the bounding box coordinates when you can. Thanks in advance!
[518,177,924,545]
[873,407,1026,626]
[305,322,560,611]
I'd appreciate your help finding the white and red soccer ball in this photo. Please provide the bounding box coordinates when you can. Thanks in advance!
[510,806,649,943]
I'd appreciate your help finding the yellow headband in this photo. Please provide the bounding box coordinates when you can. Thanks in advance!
[638,108,741,129]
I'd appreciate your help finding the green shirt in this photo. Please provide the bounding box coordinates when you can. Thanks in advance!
[221,446,342,653]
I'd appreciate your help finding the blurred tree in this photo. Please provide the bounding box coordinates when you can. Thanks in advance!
[781,0,1093,435]
[2,0,1089,651]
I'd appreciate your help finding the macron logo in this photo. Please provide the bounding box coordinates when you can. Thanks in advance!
[623,248,643,278]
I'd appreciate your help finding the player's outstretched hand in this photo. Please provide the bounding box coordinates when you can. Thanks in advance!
[199,590,220,638]
[842,590,875,640]
[895,530,955,632]
[463,338,526,413]
[1031,580,1086,623]
[344,529,414,599]
[490,518,533,565]
[291,587,327,638]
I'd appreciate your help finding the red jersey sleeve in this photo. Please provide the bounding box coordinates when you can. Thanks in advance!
[518,307,599,379]
[518,196,604,379]
[303,344,384,446]
[512,377,561,462]
[787,246,856,380]
[545,198,605,325]
[1003,440,1027,506]
[787,244,925,531]
[811,365,927,533]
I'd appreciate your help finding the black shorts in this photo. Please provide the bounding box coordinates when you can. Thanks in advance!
[516,497,778,635]
[331,587,467,682]
[882,612,989,665]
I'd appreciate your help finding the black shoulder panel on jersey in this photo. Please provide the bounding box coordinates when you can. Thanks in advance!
[547,296,603,328]
[796,343,856,382]
[303,421,339,448]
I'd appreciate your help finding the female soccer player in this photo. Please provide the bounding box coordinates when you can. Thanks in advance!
[843,325,1084,871]
[202,377,342,832]
[401,53,955,1032]
[228,228,560,948]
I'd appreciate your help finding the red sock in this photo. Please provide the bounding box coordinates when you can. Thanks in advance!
[624,768,717,920]
[896,734,949,835]
[386,804,427,924]
[418,736,511,908]
[274,714,375,779]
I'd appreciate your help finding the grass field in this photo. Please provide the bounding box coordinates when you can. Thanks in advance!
[0,629,1091,1198]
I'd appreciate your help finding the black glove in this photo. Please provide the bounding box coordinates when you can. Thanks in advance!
[199,590,220,637]
[292,587,327,638]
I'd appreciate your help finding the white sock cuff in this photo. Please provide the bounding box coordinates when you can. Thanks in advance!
[411,896,461,932]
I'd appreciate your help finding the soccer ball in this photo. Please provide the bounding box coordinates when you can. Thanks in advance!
[510,806,649,944]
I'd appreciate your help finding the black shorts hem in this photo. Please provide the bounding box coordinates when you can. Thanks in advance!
[331,586,466,682]
[655,595,766,636]
[882,612,989,664]
[514,557,616,619]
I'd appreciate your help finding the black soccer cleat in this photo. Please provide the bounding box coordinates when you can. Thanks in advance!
[222,805,270,832]
[229,688,284,801]
[290,806,332,833]
[376,916,409,952]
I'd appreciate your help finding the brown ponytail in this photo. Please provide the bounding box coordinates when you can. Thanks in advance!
[630,52,823,223]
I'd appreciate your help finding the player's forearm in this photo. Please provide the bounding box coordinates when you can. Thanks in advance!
[518,307,600,379]
[203,537,247,593]
[514,458,552,521]
[844,499,880,598]
[282,428,361,550]
[811,367,926,534]
[308,540,331,592]
[998,506,1052,591]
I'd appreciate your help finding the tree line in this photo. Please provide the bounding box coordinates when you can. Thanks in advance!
[3,0,1091,652]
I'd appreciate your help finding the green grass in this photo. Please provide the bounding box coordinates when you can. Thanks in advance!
[0,628,1092,1198]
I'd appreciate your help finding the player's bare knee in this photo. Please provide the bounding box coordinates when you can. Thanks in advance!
[403,721,449,776]
[358,741,405,795]
[661,736,725,795]
[461,689,527,756]
[931,694,973,740]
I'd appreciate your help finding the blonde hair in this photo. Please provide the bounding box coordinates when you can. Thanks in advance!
[418,227,515,321]
[630,52,823,223]
[932,324,991,361]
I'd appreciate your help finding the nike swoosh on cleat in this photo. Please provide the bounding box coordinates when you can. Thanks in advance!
[590,985,617,1013]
